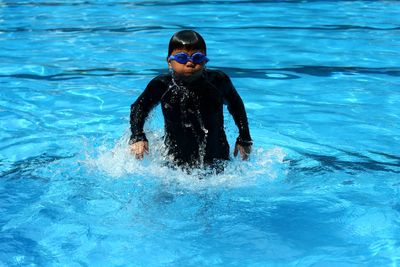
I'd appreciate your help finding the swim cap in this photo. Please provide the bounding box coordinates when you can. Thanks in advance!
[168,30,207,57]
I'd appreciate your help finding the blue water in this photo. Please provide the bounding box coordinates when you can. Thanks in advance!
[1,0,400,266]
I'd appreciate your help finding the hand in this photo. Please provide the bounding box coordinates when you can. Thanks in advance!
[130,141,149,160]
[234,143,251,160]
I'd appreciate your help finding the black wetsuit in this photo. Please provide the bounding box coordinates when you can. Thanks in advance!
[130,69,252,167]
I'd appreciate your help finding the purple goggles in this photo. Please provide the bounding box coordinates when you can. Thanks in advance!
[169,52,209,64]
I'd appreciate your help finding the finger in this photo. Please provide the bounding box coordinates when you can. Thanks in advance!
[135,151,143,160]
[240,150,247,160]
[134,145,142,158]
[131,149,141,157]
[240,147,249,160]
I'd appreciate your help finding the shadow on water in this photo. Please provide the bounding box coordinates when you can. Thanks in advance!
[1,66,399,81]
[2,24,400,34]
[218,66,400,78]
[239,198,347,249]
[0,232,53,266]
[0,156,65,266]
[286,147,400,175]
[0,153,75,180]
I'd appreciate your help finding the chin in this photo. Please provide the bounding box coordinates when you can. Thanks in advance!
[187,70,203,76]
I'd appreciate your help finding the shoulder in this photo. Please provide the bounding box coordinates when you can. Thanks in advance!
[139,74,171,100]
[205,69,230,81]
[148,73,171,87]
[205,69,234,93]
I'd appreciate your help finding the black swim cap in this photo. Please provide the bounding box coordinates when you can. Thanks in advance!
[168,30,207,57]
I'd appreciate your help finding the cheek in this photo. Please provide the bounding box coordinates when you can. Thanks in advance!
[170,61,180,69]
[195,64,205,71]
[171,64,184,72]
[170,62,189,74]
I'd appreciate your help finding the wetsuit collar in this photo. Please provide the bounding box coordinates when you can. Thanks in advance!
[171,70,205,85]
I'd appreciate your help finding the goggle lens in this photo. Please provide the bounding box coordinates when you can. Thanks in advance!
[191,53,206,64]
[169,52,209,64]
[175,53,189,63]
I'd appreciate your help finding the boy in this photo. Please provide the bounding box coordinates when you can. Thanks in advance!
[129,30,252,169]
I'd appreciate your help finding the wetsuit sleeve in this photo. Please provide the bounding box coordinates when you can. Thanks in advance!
[129,76,166,144]
[220,72,253,146]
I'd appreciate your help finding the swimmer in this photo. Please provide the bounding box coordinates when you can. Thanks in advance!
[129,30,252,169]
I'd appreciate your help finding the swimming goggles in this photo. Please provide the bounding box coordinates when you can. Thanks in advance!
[169,52,209,64]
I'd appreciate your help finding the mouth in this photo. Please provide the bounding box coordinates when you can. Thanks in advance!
[183,69,201,76]
[183,72,195,76]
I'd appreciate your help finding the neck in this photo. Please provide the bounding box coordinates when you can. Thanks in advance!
[172,70,204,85]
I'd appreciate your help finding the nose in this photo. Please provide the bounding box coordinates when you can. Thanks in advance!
[185,60,195,67]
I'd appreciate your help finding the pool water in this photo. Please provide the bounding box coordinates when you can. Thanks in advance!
[1,0,400,266]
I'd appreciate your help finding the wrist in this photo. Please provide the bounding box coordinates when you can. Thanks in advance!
[129,133,148,145]
[236,137,253,146]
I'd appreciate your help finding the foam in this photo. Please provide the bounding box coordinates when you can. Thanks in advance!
[84,131,288,191]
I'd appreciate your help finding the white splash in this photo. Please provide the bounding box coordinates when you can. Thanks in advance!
[84,132,288,191]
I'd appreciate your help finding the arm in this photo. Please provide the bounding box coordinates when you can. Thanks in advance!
[129,76,165,158]
[219,72,253,159]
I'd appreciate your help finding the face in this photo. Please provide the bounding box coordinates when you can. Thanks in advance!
[167,49,206,77]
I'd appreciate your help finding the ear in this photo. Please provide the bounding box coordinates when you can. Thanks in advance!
[167,62,173,69]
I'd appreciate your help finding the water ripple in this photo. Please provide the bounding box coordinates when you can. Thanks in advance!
[289,150,400,175]
[2,0,400,7]
[1,24,399,34]
[218,66,400,78]
[0,153,74,180]
[0,66,398,81]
